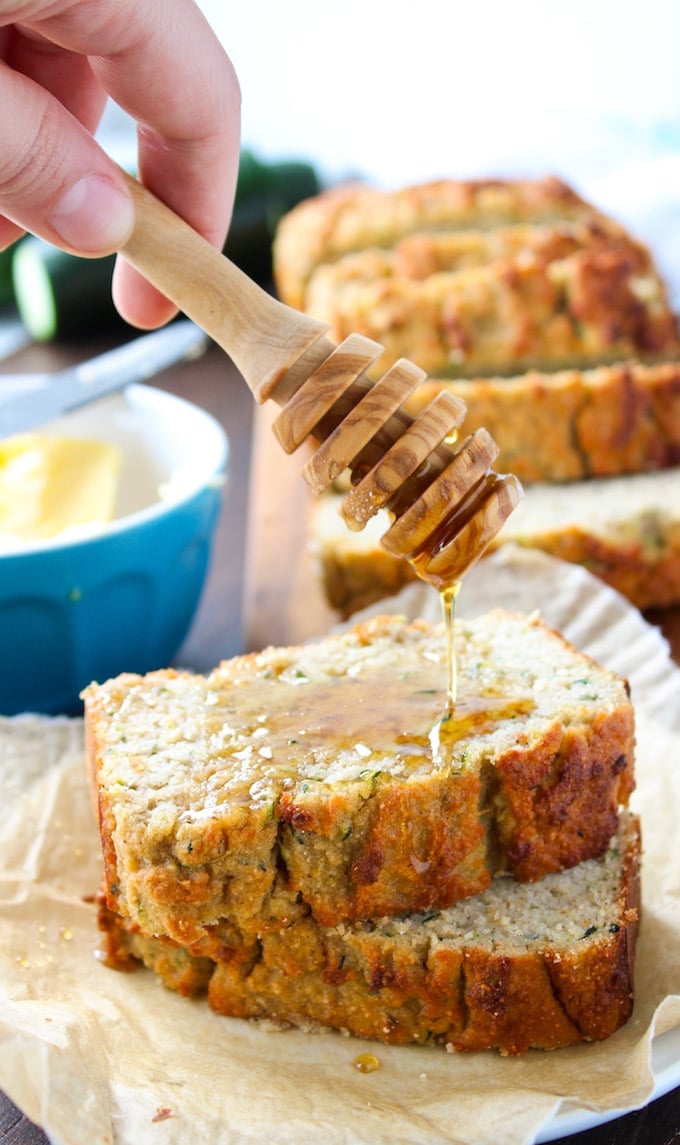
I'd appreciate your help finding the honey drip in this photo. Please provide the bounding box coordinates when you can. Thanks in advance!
[426,581,535,765]
[427,581,461,765]
[440,582,460,717]
[401,459,521,740]
[427,691,536,765]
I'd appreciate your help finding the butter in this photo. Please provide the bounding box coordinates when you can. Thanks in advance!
[0,433,122,548]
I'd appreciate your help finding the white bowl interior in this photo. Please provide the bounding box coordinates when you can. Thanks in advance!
[38,383,228,520]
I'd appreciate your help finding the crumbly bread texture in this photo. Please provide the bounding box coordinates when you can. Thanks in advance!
[314,469,680,615]
[335,219,653,284]
[98,812,641,1056]
[273,175,679,380]
[84,612,634,950]
[409,359,680,484]
[275,174,680,610]
[303,245,678,380]
[274,175,612,310]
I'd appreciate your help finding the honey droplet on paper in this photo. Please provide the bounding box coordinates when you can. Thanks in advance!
[353,1053,380,1073]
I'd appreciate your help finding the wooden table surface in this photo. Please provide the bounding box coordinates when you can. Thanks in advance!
[1,336,679,1144]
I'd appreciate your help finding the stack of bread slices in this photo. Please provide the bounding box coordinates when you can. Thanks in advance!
[271,175,680,617]
[88,611,640,1056]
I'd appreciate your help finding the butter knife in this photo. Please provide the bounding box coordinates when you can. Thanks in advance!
[0,319,208,438]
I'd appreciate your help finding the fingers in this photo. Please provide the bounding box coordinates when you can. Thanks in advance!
[0,0,241,327]
[7,25,108,135]
[86,0,241,239]
[0,62,136,253]
[39,0,241,326]
[0,19,116,250]
[111,255,179,330]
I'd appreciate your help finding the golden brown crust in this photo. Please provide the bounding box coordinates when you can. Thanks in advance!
[278,174,680,605]
[273,174,678,380]
[279,762,491,926]
[506,514,680,611]
[408,359,680,483]
[96,889,215,995]
[85,612,635,946]
[388,219,651,279]
[274,175,601,309]
[303,246,679,379]
[98,816,641,1055]
[314,468,680,615]
[288,218,651,293]
[498,468,680,610]
[317,532,415,616]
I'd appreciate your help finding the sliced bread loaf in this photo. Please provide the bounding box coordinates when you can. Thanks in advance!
[84,612,634,948]
[353,218,653,282]
[273,174,679,379]
[302,245,678,379]
[408,359,680,484]
[98,812,641,1055]
[314,468,680,616]
[273,175,610,310]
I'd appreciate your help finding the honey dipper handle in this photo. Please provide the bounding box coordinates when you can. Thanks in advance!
[119,173,330,402]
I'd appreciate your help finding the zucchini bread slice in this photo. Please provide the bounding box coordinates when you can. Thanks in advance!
[273,174,679,378]
[273,175,606,310]
[303,244,678,379]
[407,358,680,484]
[84,612,634,947]
[98,812,641,1056]
[314,468,680,616]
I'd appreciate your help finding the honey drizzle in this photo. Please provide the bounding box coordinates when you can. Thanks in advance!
[430,579,536,763]
[403,464,518,729]
[428,581,460,765]
[440,582,460,716]
[401,463,497,720]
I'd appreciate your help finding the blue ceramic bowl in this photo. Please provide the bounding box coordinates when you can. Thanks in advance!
[0,384,228,715]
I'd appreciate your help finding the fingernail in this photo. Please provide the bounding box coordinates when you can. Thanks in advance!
[50,174,135,253]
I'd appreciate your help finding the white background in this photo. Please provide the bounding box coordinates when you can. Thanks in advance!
[195,0,678,182]
[192,0,680,298]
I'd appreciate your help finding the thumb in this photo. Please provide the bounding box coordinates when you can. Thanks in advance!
[0,67,134,256]
[49,172,135,254]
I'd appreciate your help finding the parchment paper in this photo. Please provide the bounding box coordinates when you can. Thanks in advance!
[1,547,679,1145]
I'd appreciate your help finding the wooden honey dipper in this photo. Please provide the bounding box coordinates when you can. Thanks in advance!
[119,175,523,589]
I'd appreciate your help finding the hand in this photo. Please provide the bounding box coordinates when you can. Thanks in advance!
[0,0,241,327]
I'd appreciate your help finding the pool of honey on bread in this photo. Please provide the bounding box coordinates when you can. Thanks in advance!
[99,627,543,806]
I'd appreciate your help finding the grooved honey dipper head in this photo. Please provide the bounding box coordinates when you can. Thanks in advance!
[272,332,523,591]
[409,471,524,590]
[111,175,522,593]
